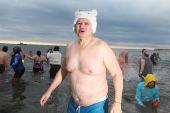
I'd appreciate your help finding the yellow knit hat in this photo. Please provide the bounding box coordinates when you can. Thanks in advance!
[142,74,158,87]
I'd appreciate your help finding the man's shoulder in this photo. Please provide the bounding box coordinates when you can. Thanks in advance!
[138,56,142,60]
[66,39,78,48]
[6,53,9,57]
[93,38,110,49]
[20,51,25,55]
[1,51,9,56]
[53,51,61,55]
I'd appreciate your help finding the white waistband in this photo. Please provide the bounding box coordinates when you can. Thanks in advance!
[96,95,108,103]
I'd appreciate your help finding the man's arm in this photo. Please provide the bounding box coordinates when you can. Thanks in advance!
[138,59,145,77]
[10,50,13,57]
[4,55,9,69]
[103,42,123,113]
[43,56,47,62]
[159,56,161,60]
[140,59,145,73]
[137,57,142,66]
[40,45,69,106]
[26,55,36,60]
[47,52,51,59]
[23,52,25,58]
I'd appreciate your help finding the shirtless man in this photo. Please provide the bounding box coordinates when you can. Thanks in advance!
[28,51,33,57]
[155,53,161,62]
[40,10,123,113]
[0,46,9,74]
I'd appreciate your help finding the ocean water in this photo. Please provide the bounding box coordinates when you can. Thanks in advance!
[0,43,169,113]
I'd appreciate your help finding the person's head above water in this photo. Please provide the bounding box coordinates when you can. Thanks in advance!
[37,50,41,56]
[53,46,59,51]
[143,52,149,58]
[13,46,21,54]
[73,9,97,34]
[2,46,8,52]
[142,74,158,88]
[142,48,147,54]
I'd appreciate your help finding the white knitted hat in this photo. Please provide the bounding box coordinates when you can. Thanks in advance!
[73,9,97,34]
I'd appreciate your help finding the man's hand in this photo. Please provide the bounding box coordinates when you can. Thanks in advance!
[110,102,122,113]
[40,91,51,107]
[5,68,9,73]
[25,54,29,57]
[138,73,142,77]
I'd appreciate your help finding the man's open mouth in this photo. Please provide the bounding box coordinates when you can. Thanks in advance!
[79,29,85,33]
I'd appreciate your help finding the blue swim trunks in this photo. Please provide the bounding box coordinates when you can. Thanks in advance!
[67,96,109,113]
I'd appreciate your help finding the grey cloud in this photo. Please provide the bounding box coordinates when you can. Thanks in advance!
[0,0,170,48]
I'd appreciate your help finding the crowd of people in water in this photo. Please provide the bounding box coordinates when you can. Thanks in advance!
[0,45,62,85]
[116,50,161,76]
[0,45,163,111]
[116,49,162,111]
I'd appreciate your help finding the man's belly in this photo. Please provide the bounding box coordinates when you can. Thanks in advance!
[70,81,108,106]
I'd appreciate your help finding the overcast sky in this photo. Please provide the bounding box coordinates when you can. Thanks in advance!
[0,0,170,48]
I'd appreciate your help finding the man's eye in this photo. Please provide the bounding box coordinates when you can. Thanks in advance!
[77,23,81,25]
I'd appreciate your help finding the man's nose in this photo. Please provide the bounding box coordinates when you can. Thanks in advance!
[80,23,85,28]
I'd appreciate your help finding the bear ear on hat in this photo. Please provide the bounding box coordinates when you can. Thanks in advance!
[75,10,79,16]
[75,10,83,16]
[91,9,97,16]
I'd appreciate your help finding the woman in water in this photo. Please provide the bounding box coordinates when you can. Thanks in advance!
[26,50,47,73]
[117,52,125,74]
[6,46,25,85]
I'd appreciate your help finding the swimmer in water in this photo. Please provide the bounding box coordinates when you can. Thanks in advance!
[135,74,159,107]
[26,50,47,73]
[0,46,9,74]
[28,51,33,57]
[6,46,25,85]
[117,52,125,74]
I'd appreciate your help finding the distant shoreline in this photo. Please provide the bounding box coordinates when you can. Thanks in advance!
[154,48,170,51]
[0,40,155,50]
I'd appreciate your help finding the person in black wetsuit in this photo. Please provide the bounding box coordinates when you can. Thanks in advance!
[150,53,157,65]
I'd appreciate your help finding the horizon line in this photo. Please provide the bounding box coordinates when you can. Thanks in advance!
[0,40,154,50]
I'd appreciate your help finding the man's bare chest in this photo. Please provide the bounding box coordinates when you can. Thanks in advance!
[65,50,103,75]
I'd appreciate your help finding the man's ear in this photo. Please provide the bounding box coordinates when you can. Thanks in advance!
[74,24,77,34]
